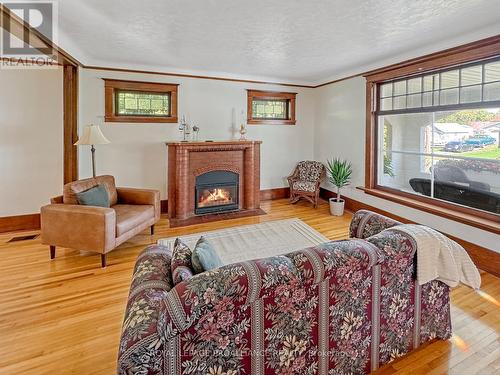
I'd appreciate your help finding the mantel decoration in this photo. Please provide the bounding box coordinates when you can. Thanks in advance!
[74,125,110,177]
[326,158,352,216]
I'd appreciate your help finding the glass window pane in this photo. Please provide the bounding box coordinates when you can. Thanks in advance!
[252,99,288,119]
[423,92,433,106]
[393,96,406,110]
[485,61,500,83]
[483,82,500,101]
[461,65,482,86]
[433,91,440,106]
[460,85,482,103]
[407,78,422,94]
[394,81,406,95]
[433,74,440,90]
[380,97,392,111]
[407,94,422,108]
[441,70,459,89]
[432,156,500,214]
[423,76,433,91]
[381,83,393,97]
[116,91,170,116]
[440,88,459,105]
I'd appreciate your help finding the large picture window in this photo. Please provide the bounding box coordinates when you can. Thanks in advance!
[374,57,500,217]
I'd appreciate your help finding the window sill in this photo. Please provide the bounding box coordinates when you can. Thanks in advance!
[105,115,178,123]
[247,119,296,125]
[358,187,500,234]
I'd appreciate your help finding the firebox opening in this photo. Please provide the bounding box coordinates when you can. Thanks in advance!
[195,170,239,215]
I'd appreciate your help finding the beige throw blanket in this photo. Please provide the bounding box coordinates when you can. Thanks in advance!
[386,224,481,289]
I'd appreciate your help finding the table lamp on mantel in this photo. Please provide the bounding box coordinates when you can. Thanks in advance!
[74,125,110,178]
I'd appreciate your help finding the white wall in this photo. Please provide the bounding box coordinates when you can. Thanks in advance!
[0,67,63,216]
[78,68,316,198]
[314,76,499,253]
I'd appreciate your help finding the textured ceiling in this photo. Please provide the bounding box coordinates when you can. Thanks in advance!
[52,0,500,85]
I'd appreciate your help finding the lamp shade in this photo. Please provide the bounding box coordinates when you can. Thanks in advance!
[74,125,110,146]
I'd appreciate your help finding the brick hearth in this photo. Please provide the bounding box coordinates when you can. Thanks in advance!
[166,140,265,227]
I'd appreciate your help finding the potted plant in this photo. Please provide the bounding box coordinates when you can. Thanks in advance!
[326,158,352,216]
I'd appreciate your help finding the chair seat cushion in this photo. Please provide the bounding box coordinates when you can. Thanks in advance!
[113,204,155,237]
[292,180,317,192]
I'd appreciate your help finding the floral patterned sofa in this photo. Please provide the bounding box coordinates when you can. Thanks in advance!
[117,210,452,374]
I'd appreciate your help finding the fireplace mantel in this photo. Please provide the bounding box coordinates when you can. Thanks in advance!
[166,140,264,227]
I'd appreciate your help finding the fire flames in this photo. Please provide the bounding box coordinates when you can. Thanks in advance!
[198,188,232,207]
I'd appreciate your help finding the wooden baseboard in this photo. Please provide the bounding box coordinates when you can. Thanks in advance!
[260,187,290,201]
[320,188,500,278]
[0,214,40,233]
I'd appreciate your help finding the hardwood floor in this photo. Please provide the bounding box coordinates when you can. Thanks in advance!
[0,199,498,374]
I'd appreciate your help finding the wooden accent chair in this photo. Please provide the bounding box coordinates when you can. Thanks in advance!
[287,161,325,208]
[41,175,160,267]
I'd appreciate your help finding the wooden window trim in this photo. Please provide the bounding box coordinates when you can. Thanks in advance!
[247,90,297,125]
[104,79,178,123]
[363,36,500,232]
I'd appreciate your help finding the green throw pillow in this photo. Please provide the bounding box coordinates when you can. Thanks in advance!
[76,184,110,208]
[192,236,223,273]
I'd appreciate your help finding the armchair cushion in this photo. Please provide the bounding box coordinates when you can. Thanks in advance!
[63,175,118,206]
[292,180,317,192]
[297,160,324,182]
[113,204,155,237]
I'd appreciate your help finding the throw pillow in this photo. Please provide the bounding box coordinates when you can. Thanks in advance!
[192,236,223,273]
[75,184,110,207]
[171,238,194,285]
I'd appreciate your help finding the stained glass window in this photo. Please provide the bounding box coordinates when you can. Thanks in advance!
[116,91,170,117]
[251,99,289,119]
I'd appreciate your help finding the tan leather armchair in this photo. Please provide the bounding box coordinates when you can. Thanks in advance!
[41,175,160,267]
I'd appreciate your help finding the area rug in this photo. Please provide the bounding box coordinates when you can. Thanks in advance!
[157,218,329,266]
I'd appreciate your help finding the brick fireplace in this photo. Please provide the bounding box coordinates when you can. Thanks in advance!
[166,140,264,227]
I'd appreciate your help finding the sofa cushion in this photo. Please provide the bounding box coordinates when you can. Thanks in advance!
[191,236,223,273]
[63,175,118,206]
[76,184,110,208]
[171,238,194,285]
[113,204,155,237]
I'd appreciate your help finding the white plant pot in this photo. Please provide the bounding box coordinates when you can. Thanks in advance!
[329,198,345,216]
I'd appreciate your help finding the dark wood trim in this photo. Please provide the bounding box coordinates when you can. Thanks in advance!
[63,65,79,183]
[359,187,499,234]
[320,188,499,277]
[0,214,40,233]
[247,90,297,125]
[160,199,168,214]
[363,35,500,229]
[260,187,290,201]
[85,65,314,88]
[103,79,178,123]
[365,80,376,188]
[364,34,500,83]
[0,4,81,66]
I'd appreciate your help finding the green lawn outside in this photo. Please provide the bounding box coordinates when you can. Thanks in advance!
[433,145,500,160]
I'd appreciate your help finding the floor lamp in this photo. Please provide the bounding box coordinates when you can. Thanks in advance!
[75,125,110,178]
